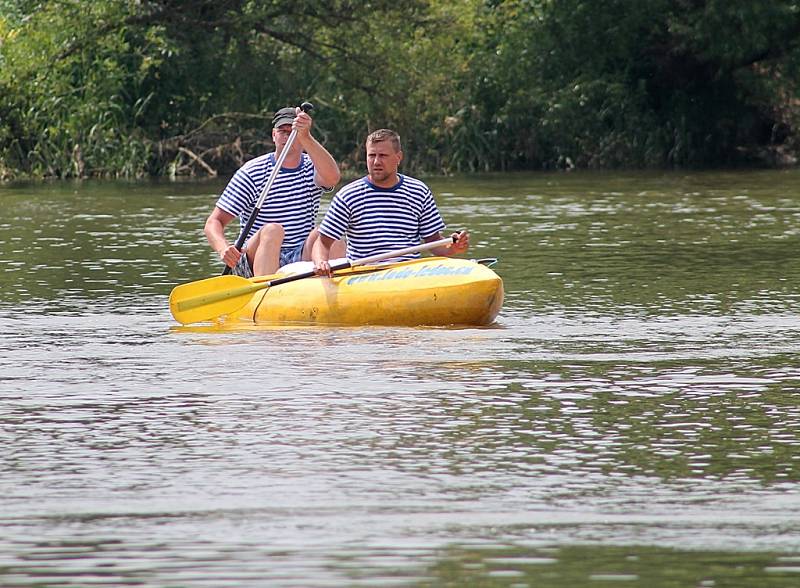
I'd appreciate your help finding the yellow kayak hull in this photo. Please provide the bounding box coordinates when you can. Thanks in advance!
[227,257,503,326]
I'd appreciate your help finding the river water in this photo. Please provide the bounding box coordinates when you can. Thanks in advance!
[1,169,800,587]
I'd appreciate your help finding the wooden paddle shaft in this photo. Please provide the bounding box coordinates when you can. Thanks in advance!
[265,235,456,287]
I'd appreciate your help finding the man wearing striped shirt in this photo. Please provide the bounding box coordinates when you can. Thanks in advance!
[312,128,469,276]
[204,106,345,277]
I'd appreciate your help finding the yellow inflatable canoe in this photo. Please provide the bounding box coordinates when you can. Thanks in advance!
[226,256,503,326]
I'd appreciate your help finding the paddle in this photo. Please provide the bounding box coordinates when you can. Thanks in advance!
[170,235,456,324]
[222,101,314,275]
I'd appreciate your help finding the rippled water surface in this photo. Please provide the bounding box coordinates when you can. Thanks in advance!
[2,170,800,587]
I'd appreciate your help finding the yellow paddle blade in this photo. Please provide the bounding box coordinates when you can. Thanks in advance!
[169,275,268,325]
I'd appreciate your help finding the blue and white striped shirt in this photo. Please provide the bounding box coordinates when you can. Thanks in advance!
[216,152,325,248]
[319,174,446,261]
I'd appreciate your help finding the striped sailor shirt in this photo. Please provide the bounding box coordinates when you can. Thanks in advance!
[319,174,446,261]
[215,152,325,249]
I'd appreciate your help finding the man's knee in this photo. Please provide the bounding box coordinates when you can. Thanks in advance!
[257,223,285,243]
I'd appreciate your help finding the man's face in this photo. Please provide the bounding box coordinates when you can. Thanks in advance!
[272,124,293,152]
[366,140,402,185]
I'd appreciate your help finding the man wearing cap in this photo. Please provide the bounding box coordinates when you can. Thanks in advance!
[204,106,344,277]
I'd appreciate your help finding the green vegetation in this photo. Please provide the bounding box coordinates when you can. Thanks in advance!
[2,0,800,179]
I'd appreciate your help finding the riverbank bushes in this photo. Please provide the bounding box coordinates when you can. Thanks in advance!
[2,0,799,180]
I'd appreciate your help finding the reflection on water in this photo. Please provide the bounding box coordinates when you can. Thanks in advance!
[2,170,800,586]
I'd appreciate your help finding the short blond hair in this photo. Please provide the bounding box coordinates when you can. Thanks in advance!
[366,129,401,152]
